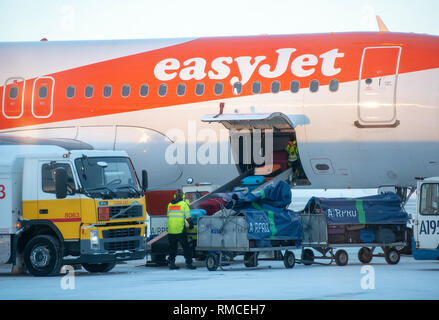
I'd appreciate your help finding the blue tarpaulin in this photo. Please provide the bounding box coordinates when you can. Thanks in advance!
[222,181,302,240]
[303,193,408,225]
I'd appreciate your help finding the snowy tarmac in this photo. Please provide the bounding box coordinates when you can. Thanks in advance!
[0,190,438,300]
[0,250,438,300]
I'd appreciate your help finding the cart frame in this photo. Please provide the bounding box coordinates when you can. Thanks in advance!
[196,215,300,271]
[299,213,409,266]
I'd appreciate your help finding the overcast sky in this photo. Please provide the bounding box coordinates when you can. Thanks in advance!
[0,0,438,42]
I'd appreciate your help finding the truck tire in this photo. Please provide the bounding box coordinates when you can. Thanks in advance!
[151,254,168,266]
[23,235,63,277]
[82,263,116,273]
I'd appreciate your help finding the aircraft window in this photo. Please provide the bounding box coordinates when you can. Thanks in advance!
[66,86,75,98]
[158,84,168,97]
[290,80,300,93]
[38,86,48,99]
[85,85,94,98]
[195,83,205,96]
[310,80,319,93]
[365,78,372,85]
[271,81,280,93]
[329,79,339,92]
[121,84,131,98]
[177,83,186,96]
[252,81,261,94]
[140,84,149,97]
[9,86,19,100]
[103,85,112,98]
[214,82,223,95]
[233,82,242,95]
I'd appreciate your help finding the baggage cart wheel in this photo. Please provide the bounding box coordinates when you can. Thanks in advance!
[334,249,349,266]
[206,254,220,271]
[302,249,314,266]
[283,251,296,269]
[358,247,373,264]
[384,248,400,265]
[244,252,258,268]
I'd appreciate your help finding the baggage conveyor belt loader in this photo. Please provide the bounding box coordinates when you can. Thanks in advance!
[146,112,310,266]
[0,136,148,276]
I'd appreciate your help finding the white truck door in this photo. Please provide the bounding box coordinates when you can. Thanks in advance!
[415,182,439,249]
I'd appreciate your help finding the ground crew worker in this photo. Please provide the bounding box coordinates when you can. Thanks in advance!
[167,189,196,270]
[285,137,299,176]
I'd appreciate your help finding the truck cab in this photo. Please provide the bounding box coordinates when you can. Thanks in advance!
[0,138,148,276]
[413,177,439,260]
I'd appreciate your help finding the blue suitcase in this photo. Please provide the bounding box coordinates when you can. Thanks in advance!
[240,175,265,191]
[190,209,207,225]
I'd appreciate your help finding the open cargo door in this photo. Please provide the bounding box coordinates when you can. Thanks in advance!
[190,112,310,211]
[202,112,299,175]
[202,112,295,131]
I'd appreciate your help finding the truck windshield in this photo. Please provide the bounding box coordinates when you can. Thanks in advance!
[75,156,141,199]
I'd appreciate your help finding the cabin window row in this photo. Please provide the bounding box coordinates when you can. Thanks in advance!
[60,79,340,99]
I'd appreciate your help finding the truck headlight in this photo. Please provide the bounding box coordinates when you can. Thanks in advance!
[90,230,100,250]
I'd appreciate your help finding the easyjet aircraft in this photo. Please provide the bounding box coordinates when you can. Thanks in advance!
[1,29,439,214]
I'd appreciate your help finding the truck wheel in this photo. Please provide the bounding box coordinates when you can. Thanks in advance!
[334,249,349,266]
[23,235,63,277]
[206,254,220,271]
[384,248,400,265]
[302,249,314,266]
[82,263,116,273]
[358,247,373,264]
[283,250,296,269]
[151,254,168,266]
[244,252,258,268]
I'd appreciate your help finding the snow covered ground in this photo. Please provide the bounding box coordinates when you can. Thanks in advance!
[1,249,438,300]
[1,190,437,300]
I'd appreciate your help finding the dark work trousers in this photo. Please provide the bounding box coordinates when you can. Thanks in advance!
[288,160,299,176]
[168,232,193,265]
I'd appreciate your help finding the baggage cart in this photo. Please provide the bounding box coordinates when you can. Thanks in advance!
[298,194,410,266]
[197,215,300,271]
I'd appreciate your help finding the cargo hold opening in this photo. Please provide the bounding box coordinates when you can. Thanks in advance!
[202,112,310,187]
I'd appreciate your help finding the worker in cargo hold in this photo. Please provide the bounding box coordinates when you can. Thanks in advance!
[285,137,299,175]
[167,189,196,270]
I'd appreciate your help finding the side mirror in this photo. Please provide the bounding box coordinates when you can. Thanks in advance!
[141,170,148,192]
[55,167,68,199]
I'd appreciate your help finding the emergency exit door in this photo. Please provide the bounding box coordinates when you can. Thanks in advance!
[2,77,25,119]
[357,46,401,127]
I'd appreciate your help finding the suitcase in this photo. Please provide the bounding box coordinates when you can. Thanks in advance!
[360,230,375,243]
[376,228,396,243]
[240,175,265,191]
[190,209,207,225]
[327,225,345,235]
[273,150,289,171]
[198,198,224,215]
[346,230,361,243]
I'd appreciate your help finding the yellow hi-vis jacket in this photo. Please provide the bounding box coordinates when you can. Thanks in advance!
[285,143,298,162]
[167,200,191,234]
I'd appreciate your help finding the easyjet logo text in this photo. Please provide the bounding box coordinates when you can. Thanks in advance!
[154,48,344,85]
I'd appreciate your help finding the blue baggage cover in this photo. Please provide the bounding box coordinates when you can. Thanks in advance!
[222,181,302,240]
[303,193,408,225]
